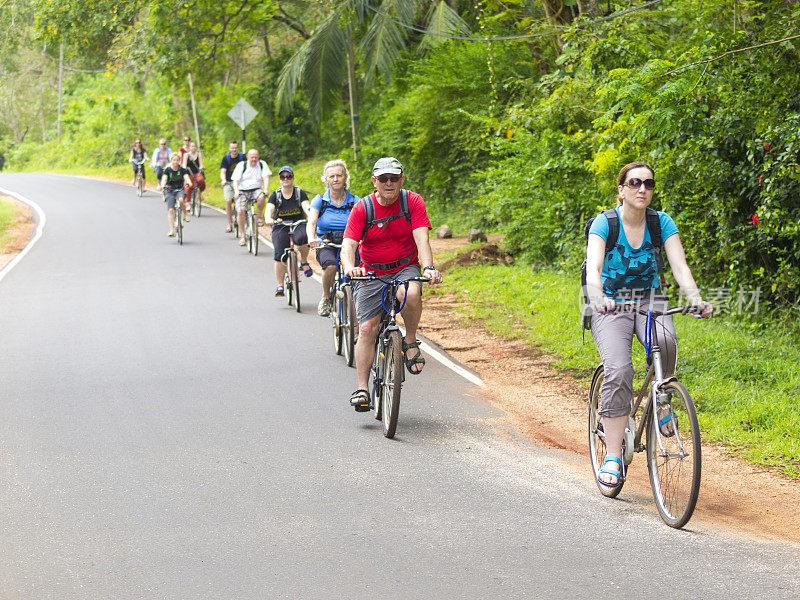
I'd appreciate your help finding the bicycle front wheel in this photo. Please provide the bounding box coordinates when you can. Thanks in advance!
[137,176,143,197]
[381,330,403,438]
[252,217,258,255]
[343,285,356,367]
[588,365,624,498]
[195,189,202,217]
[289,251,301,313]
[175,208,183,245]
[646,381,701,528]
[332,285,343,356]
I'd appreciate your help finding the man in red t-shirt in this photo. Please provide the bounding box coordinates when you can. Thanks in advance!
[341,157,443,412]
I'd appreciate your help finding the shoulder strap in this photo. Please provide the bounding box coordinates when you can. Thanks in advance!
[361,195,375,240]
[645,207,667,286]
[400,189,411,223]
[603,208,619,255]
[315,194,327,219]
[294,187,300,203]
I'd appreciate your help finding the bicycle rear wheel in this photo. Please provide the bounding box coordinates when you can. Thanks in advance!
[289,251,301,313]
[381,330,403,438]
[588,365,624,498]
[332,285,343,355]
[251,214,258,255]
[647,381,701,528]
[343,285,356,367]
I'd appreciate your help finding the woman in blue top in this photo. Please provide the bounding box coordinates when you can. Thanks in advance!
[585,161,712,489]
[306,159,359,317]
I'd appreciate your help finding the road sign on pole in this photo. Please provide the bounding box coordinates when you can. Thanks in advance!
[227,98,258,152]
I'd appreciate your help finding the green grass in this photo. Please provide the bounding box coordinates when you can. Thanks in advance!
[433,261,800,478]
[0,198,18,248]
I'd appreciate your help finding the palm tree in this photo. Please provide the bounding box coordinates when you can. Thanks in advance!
[276,0,469,167]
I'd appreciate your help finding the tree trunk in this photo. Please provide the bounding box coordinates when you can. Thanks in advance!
[577,0,603,18]
[346,32,359,169]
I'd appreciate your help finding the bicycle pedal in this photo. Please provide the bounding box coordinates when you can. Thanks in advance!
[353,404,370,413]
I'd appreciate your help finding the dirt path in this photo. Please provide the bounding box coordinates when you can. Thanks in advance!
[0,194,35,271]
[424,237,800,544]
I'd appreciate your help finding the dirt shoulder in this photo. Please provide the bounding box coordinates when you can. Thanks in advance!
[425,236,800,544]
[0,194,35,270]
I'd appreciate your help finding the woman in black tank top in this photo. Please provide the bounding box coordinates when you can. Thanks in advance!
[129,139,149,185]
[182,141,206,198]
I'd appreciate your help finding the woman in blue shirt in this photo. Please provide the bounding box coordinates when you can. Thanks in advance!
[585,161,713,489]
[306,160,359,317]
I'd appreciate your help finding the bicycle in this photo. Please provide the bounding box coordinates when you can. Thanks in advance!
[189,172,203,218]
[319,240,356,366]
[348,273,428,438]
[133,160,146,197]
[244,198,259,256]
[588,304,703,528]
[277,219,306,313]
[171,192,184,246]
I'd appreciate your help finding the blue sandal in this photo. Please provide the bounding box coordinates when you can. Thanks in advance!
[598,456,624,488]
[659,410,677,437]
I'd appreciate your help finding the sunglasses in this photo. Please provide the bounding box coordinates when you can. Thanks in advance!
[279,174,293,180]
[376,174,401,183]
[625,177,656,190]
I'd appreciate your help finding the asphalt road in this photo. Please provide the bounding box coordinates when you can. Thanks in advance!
[0,173,798,599]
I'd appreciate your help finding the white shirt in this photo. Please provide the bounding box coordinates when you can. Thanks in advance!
[232,160,272,190]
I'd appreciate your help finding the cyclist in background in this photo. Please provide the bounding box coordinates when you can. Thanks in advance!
[266,166,311,297]
[129,139,149,186]
[231,148,271,247]
[161,152,193,236]
[219,140,246,233]
[341,157,442,411]
[150,139,172,190]
[178,135,191,161]
[307,159,359,316]
[182,140,205,203]
[585,161,713,489]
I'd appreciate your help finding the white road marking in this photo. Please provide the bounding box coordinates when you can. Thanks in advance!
[0,187,47,284]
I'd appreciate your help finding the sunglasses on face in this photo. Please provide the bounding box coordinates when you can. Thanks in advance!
[376,174,401,183]
[625,177,656,190]
[279,174,293,180]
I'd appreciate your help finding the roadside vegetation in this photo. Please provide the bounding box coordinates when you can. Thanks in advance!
[2,1,799,475]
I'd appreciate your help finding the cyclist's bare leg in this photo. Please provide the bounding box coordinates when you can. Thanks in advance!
[321,265,336,299]
[598,415,626,484]
[257,194,266,223]
[225,198,233,229]
[237,209,246,239]
[355,314,381,390]
[274,260,287,286]
[167,209,175,235]
[397,283,424,372]
[298,244,310,264]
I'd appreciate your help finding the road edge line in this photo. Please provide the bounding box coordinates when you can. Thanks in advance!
[0,186,47,285]
[204,203,485,388]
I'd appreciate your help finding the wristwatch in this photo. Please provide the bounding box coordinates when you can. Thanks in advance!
[423,265,436,271]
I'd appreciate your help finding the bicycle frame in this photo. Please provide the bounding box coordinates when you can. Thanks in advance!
[627,307,695,460]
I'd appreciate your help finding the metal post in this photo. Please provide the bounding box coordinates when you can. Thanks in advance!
[187,73,201,149]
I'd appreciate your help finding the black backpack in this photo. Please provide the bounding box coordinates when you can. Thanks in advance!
[273,186,302,210]
[316,192,356,221]
[360,190,411,240]
[580,207,666,331]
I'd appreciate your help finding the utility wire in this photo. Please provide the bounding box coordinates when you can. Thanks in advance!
[367,0,666,42]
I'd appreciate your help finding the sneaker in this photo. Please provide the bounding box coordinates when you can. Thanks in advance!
[239,237,246,246]
[167,231,175,237]
[301,262,313,277]
[184,213,191,222]
[275,286,285,297]
[317,297,332,317]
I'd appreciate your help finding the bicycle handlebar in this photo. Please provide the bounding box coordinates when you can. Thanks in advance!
[348,274,429,284]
